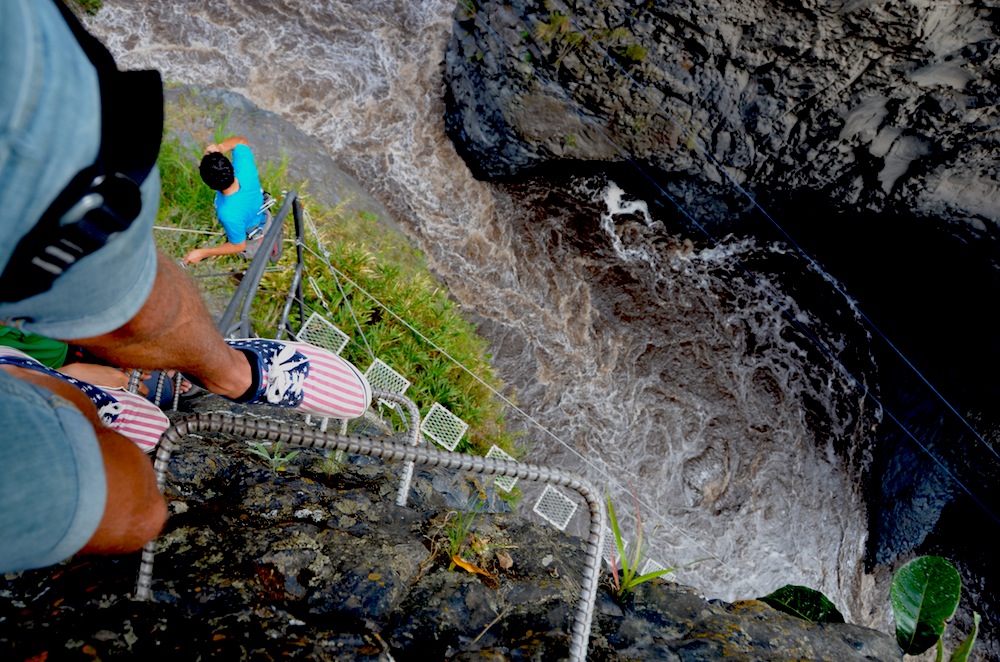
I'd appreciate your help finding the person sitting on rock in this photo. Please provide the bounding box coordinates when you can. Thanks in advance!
[182,136,280,265]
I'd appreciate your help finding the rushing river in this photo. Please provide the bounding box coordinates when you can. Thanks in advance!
[87,0,999,646]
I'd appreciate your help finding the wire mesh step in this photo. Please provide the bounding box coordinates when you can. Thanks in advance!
[421,402,469,452]
[486,444,518,492]
[364,358,411,412]
[533,484,578,531]
[298,311,350,355]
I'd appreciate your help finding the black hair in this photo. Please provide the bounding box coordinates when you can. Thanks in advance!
[200,153,235,191]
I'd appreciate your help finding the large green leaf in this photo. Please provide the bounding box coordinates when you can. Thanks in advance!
[759,585,845,623]
[890,556,962,655]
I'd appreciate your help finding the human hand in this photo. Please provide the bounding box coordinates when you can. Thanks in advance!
[182,248,207,266]
[204,143,221,155]
[165,370,193,395]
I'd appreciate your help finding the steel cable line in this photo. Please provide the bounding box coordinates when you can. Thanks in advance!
[468,7,1000,525]
[299,205,376,363]
[535,0,998,462]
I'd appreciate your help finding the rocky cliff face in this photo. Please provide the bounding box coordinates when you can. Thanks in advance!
[444,0,999,240]
[0,394,902,661]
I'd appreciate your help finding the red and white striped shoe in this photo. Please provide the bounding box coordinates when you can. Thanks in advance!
[227,338,372,419]
[95,387,170,453]
[0,346,168,453]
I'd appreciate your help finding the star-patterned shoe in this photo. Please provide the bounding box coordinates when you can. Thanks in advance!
[0,347,168,452]
[226,338,372,419]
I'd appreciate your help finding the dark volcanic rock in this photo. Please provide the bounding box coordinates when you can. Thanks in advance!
[444,0,999,240]
[0,394,901,660]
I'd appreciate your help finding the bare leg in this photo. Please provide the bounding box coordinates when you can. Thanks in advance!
[68,253,252,399]
[1,366,167,555]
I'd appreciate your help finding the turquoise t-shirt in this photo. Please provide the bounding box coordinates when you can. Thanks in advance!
[215,144,265,244]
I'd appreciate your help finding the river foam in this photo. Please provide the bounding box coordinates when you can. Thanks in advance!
[87,0,891,631]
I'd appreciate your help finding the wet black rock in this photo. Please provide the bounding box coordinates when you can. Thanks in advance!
[444,0,999,242]
[1,395,901,660]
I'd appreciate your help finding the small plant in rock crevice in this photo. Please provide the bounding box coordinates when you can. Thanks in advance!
[444,496,487,568]
[617,43,648,65]
[605,493,690,601]
[247,441,300,473]
[319,450,346,478]
[533,10,584,68]
[421,485,514,584]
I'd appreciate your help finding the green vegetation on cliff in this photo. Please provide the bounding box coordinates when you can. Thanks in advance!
[66,0,103,16]
[153,107,520,464]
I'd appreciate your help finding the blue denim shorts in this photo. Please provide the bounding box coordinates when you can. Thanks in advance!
[0,0,160,572]
[0,0,158,341]
[0,370,107,573]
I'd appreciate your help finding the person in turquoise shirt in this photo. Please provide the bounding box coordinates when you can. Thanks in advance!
[182,136,276,265]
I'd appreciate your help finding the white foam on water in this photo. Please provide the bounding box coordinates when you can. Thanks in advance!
[87,1,890,632]
[598,181,663,270]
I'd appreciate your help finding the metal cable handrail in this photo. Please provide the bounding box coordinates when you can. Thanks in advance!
[217,191,305,339]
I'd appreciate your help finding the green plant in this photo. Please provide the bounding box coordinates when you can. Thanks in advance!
[319,450,346,478]
[445,496,486,569]
[534,10,571,43]
[891,556,977,659]
[759,585,844,623]
[247,441,300,472]
[67,0,102,15]
[619,43,647,64]
[533,10,584,68]
[762,556,980,660]
[606,493,684,600]
[951,613,981,662]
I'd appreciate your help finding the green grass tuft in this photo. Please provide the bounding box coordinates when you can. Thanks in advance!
[66,0,103,16]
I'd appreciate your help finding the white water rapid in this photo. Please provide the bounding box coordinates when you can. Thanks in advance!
[87,0,890,631]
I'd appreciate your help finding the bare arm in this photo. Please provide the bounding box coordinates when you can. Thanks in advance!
[182,240,247,265]
[0,366,167,555]
[204,136,249,155]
